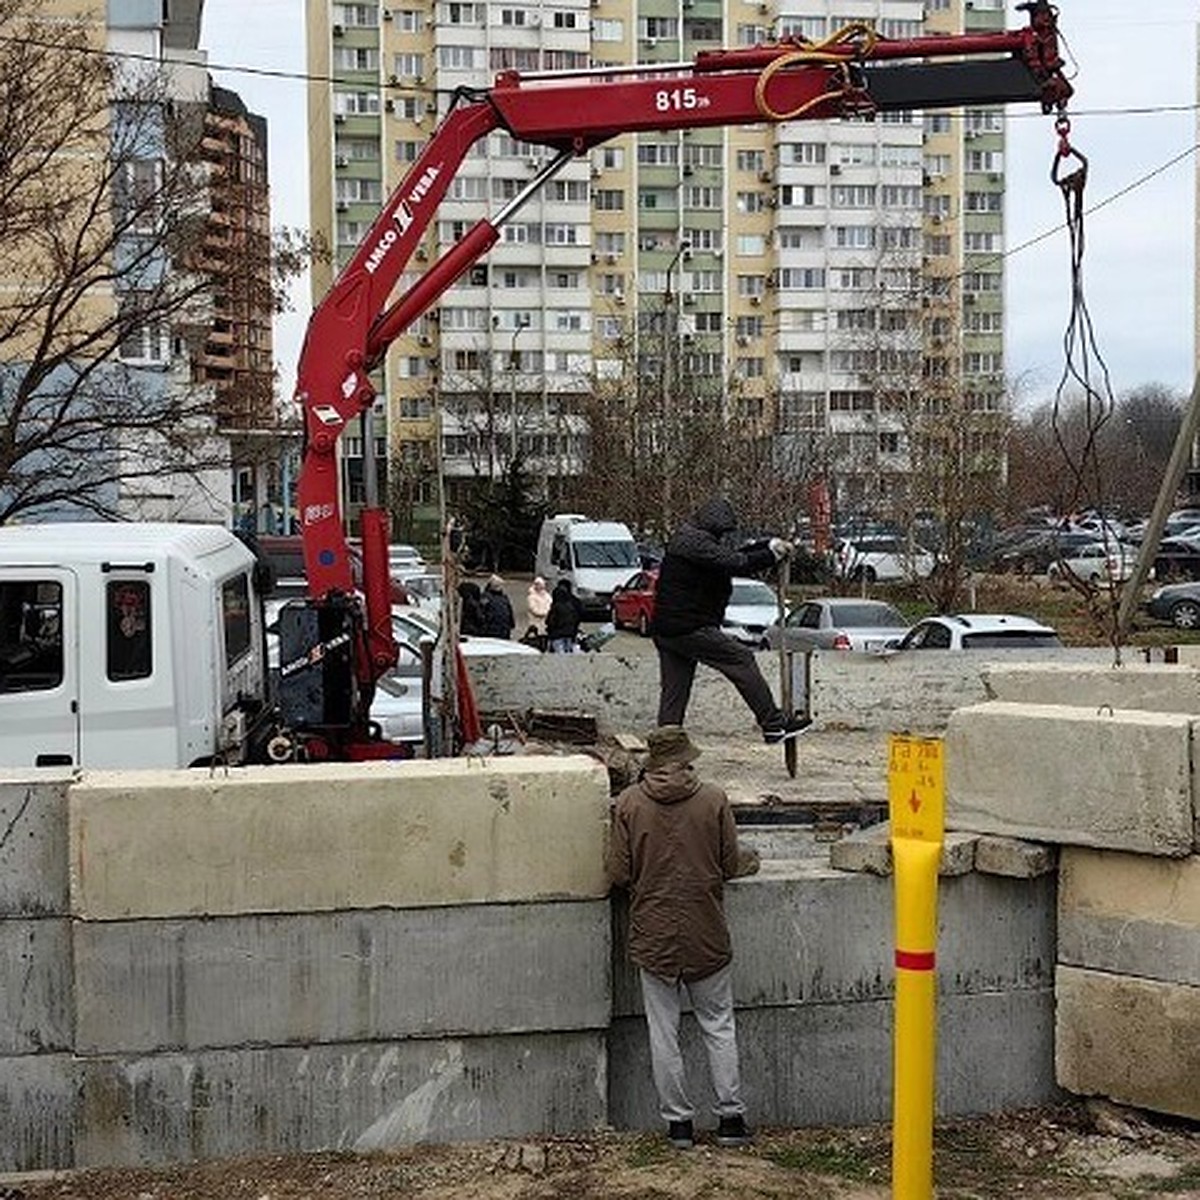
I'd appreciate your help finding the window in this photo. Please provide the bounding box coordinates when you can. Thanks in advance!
[881,185,920,209]
[118,159,162,234]
[439,45,481,70]
[118,294,169,364]
[735,149,766,173]
[392,52,425,78]
[0,581,63,693]
[396,8,424,30]
[107,580,152,682]
[965,191,1003,213]
[831,143,876,167]
[638,142,679,167]
[833,225,875,249]
[337,90,381,116]
[592,17,623,40]
[736,191,768,214]
[594,189,625,211]
[777,267,825,290]
[222,575,252,669]
[831,184,875,208]
[736,233,766,256]
[780,184,822,208]
[333,46,379,71]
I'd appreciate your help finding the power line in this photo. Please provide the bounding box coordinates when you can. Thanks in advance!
[2,29,1200,115]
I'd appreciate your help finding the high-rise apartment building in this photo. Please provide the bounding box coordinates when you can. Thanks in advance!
[306,0,1010,535]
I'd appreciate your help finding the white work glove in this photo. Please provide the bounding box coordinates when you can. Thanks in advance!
[768,537,794,561]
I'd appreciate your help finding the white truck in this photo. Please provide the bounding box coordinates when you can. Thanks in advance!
[534,514,641,617]
[0,523,278,769]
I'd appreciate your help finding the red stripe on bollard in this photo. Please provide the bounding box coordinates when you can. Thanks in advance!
[895,949,936,971]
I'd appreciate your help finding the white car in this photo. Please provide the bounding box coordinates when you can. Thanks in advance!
[397,571,443,615]
[834,537,937,583]
[892,613,1062,651]
[388,543,427,575]
[722,578,782,648]
[1046,541,1134,586]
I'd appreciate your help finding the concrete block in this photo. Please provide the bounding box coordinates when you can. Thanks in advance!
[1056,965,1200,1121]
[0,775,70,916]
[612,867,1055,1015]
[609,986,1058,1130]
[1058,848,1200,986]
[946,702,1195,856]
[0,1053,80,1172]
[74,900,610,1053]
[0,918,73,1055]
[982,661,1200,714]
[827,821,978,877]
[69,756,610,920]
[74,1032,607,1168]
[975,836,1057,879]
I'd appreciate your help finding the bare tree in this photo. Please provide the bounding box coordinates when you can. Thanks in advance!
[0,2,306,523]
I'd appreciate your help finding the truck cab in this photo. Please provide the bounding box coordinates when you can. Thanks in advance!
[535,514,640,617]
[0,523,273,769]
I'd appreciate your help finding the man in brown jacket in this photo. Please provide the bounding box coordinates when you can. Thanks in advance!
[606,725,760,1150]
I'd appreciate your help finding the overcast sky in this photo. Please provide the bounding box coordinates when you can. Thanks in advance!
[199,0,1199,409]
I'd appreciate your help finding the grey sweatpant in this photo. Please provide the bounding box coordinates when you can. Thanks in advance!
[639,962,746,1124]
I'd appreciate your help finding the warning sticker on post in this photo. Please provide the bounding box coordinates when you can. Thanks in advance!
[888,734,945,843]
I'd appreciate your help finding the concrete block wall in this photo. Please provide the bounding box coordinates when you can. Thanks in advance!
[944,662,1200,1121]
[1,759,614,1171]
[467,646,1114,737]
[0,757,1064,1172]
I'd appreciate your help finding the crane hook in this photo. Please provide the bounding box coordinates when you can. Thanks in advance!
[1050,112,1087,196]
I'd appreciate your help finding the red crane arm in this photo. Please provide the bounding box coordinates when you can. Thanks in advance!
[293,0,1072,734]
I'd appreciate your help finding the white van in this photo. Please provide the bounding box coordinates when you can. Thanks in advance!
[0,523,274,769]
[534,514,640,616]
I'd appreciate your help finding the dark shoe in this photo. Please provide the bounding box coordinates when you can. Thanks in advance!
[716,1114,753,1147]
[762,715,812,744]
[667,1119,694,1149]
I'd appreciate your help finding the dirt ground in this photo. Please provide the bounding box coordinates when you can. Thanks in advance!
[7,1101,1200,1199]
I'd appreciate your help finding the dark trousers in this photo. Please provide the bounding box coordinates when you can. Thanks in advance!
[654,626,783,729]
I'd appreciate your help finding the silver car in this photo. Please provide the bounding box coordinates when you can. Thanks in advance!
[766,597,910,653]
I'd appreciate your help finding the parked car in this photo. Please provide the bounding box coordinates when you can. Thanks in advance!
[766,597,910,654]
[257,535,411,605]
[833,536,936,583]
[611,569,658,636]
[1046,541,1135,586]
[391,605,538,657]
[990,529,1103,576]
[1144,581,1200,629]
[1152,537,1200,583]
[397,571,443,615]
[890,613,1062,651]
[387,542,427,575]
[721,578,781,648]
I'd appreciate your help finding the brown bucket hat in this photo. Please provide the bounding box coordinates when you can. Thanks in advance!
[644,725,701,771]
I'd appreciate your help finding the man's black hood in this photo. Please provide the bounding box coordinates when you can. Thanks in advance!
[691,496,738,537]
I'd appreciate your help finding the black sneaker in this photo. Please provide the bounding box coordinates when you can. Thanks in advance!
[667,1119,694,1149]
[762,715,812,744]
[716,1114,753,1147]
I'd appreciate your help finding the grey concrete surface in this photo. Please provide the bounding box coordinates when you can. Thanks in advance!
[610,986,1059,1131]
[70,1032,608,1167]
[0,774,71,915]
[0,918,72,1055]
[1058,848,1200,986]
[74,901,610,1054]
[946,702,1196,856]
[1056,966,1200,1121]
[0,1053,80,1170]
[69,756,610,919]
[827,822,980,877]
[982,661,1200,713]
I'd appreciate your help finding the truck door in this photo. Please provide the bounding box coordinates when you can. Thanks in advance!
[0,569,79,768]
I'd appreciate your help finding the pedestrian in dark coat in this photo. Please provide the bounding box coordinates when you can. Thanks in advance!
[545,579,584,653]
[606,725,759,1150]
[651,495,805,741]
[482,574,515,639]
[457,581,486,637]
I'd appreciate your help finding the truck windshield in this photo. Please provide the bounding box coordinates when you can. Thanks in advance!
[574,541,639,569]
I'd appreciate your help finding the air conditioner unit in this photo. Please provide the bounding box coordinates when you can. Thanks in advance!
[388,74,400,86]
[336,200,349,212]
[605,253,617,264]
[750,295,762,306]
[590,165,602,179]
[829,163,841,175]
[381,8,393,19]
[682,164,693,175]
[758,169,772,183]
[736,335,749,347]
[682,294,695,306]
[763,196,776,207]
[643,36,657,48]
[333,112,346,123]
[415,246,428,261]
[713,247,723,258]
[964,294,976,305]
[332,23,345,36]
[988,173,1002,183]
[384,99,396,112]
[414,75,425,85]
[528,14,541,25]
[335,154,349,167]
[614,291,625,305]
[419,334,432,346]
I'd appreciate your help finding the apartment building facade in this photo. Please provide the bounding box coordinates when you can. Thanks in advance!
[306,0,1010,536]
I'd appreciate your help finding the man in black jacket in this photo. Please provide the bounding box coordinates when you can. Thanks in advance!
[651,496,807,742]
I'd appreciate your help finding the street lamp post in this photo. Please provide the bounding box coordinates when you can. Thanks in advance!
[510,314,530,472]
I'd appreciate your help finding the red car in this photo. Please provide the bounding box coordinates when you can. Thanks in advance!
[611,569,658,636]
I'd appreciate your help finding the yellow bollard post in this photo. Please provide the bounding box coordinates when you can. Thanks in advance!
[888,733,945,1200]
